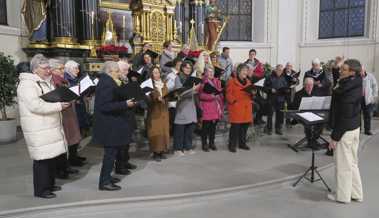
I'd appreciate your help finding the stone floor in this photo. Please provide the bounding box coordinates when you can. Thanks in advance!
[0,120,377,218]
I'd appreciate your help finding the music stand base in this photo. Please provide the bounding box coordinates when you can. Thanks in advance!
[292,150,332,192]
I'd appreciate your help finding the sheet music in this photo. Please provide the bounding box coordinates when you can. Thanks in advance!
[296,112,323,122]
[93,78,99,85]
[69,86,80,96]
[137,67,144,75]
[140,78,154,89]
[299,96,331,110]
[254,78,265,87]
[79,75,95,93]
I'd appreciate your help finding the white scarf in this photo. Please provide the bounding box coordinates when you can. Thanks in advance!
[154,79,164,96]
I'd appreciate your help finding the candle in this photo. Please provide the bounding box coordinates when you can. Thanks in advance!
[122,15,126,29]
[91,11,95,25]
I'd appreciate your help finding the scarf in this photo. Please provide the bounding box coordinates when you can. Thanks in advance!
[154,79,164,96]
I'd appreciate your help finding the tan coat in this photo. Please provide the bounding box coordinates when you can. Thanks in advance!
[146,84,170,153]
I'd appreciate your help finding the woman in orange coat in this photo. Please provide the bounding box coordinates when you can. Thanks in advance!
[226,63,253,152]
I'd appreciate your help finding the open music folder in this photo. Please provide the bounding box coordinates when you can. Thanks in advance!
[40,75,97,102]
[299,96,331,111]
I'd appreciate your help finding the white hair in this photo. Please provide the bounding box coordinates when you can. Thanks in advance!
[30,54,48,73]
[64,60,80,74]
[117,60,129,69]
[312,58,321,65]
[102,61,119,75]
[49,58,64,70]
[304,77,315,85]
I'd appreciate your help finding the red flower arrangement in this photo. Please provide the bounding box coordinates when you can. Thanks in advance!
[96,45,128,55]
[187,50,203,58]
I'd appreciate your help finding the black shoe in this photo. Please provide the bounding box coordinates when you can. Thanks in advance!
[111,177,121,184]
[264,128,272,135]
[115,168,131,175]
[50,186,62,192]
[77,156,87,162]
[125,162,137,170]
[275,129,283,135]
[99,183,121,191]
[365,131,373,136]
[255,119,266,125]
[69,158,85,167]
[67,167,79,174]
[159,153,167,160]
[228,146,237,153]
[209,144,217,151]
[325,149,334,156]
[152,153,161,162]
[202,146,210,152]
[239,145,250,150]
[36,191,56,199]
[56,171,69,180]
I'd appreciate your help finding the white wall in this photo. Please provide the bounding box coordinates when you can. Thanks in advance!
[218,0,379,78]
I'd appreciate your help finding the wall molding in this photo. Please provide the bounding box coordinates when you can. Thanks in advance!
[0,25,21,36]
[219,41,274,49]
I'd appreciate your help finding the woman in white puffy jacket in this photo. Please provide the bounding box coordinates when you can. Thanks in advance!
[17,54,70,199]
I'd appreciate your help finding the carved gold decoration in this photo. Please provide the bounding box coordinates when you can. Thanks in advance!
[211,16,229,51]
[131,0,180,54]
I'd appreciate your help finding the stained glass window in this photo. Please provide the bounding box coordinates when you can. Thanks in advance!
[218,0,252,41]
[0,0,7,25]
[319,0,366,39]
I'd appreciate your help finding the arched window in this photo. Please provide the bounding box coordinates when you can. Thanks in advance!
[0,0,7,25]
[319,0,366,39]
[218,0,252,41]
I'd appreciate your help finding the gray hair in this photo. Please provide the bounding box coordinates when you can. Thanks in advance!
[30,54,48,73]
[49,58,64,70]
[64,60,80,74]
[102,61,119,75]
[236,63,249,75]
[304,77,314,85]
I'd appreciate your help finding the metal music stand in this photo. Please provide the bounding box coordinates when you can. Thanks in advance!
[292,113,331,192]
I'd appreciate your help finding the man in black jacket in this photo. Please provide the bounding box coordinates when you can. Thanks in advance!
[93,61,136,191]
[328,59,363,204]
[304,58,331,96]
[264,64,289,135]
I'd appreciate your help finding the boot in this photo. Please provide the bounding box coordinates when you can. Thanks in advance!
[201,136,209,152]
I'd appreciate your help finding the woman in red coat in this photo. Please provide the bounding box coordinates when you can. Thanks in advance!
[226,63,253,152]
[199,67,224,152]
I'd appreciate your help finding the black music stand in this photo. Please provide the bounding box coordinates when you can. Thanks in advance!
[292,112,331,192]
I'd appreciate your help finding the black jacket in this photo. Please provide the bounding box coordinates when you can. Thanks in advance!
[330,75,362,141]
[290,88,322,110]
[264,72,289,102]
[92,74,132,147]
[304,69,331,96]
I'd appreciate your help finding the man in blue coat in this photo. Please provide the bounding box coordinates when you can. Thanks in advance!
[92,61,135,191]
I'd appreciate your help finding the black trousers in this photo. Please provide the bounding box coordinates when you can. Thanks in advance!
[169,107,176,136]
[68,143,80,161]
[173,123,195,151]
[201,120,218,147]
[267,99,284,130]
[56,153,68,173]
[115,144,130,171]
[99,147,120,186]
[361,99,374,132]
[229,123,249,148]
[33,157,56,196]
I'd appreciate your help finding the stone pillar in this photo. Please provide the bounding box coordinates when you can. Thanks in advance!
[175,0,185,43]
[76,0,100,43]
[49,0,77,44]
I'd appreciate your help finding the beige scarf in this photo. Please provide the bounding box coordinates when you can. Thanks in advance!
[154,79,164,96]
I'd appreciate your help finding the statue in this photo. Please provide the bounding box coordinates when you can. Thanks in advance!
[204,0,223,51]
[101,10,118,45]
[21,0,49,42]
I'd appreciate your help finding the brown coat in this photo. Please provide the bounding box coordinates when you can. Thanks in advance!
[52,75,82,146]
[146,84,170,153]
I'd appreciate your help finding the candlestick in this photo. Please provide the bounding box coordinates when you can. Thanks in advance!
[122,15,126,30]
[91,11,95,25]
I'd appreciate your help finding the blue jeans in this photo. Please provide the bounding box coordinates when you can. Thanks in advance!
[173,123,195,151]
